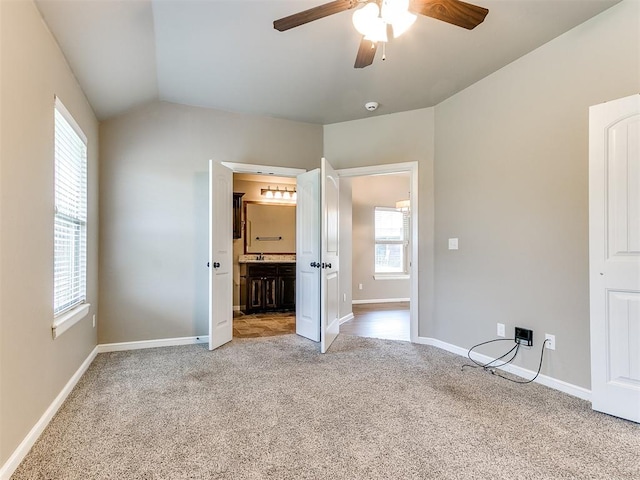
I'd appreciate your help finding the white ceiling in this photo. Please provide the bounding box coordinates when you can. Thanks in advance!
[35,0,621,124]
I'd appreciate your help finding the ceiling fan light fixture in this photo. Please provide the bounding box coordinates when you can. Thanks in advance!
[391,11,417,38]
[274,0,489,69]
[352,3,380,36]
[381,0,408,23]
[353,0,412,43]
[352,3,387,43]
[364,17,388,43]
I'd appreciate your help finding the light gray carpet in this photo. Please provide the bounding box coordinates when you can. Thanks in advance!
[11,334,639,479]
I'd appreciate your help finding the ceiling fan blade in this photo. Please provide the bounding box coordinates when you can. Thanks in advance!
[274,0,357,32]
[410,0,488,30]
[354,38,377,69]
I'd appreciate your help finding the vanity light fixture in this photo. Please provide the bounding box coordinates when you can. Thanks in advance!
[261,186,297,202]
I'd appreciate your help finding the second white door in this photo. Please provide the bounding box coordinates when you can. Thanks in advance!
[296,158,340,353]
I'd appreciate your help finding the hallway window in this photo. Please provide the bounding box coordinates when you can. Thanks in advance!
[53,99,87,316]
[374,207,408,274]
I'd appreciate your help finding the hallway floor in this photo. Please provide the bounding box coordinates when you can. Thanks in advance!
[341,302,410,342]
[232,302,410,342]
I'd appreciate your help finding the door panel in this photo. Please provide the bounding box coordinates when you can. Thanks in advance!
[589,94,640,422]
[607,116,640,257]
[321,158,340,353]
[296,169,321,342]
[607,291,640,385]
[209,160,233,351]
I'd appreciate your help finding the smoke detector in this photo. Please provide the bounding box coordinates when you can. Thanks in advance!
[365,101,379,112]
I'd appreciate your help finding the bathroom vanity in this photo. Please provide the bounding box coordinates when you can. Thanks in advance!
[238,256,296,314]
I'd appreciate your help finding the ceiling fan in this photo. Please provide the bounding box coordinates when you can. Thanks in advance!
[273,0,489,68]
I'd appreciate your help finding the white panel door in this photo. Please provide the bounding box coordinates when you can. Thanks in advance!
[589,94,640,422]
[209,160,233,351]
[296,169,321,342]
[321,158,340,353]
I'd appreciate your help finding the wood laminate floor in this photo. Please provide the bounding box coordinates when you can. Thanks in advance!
[232,302,410,341]
[341,302,410,342]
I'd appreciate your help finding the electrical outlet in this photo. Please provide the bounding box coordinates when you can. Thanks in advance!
[545,333,556,350]
[343,293,346,302]
[358,283,363,290]
[497,323,505,337]
[92,314,96,328]
[448,238,459,250]
[515,327,533,346]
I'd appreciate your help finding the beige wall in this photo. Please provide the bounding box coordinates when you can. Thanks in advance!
[99,101,321,344]
[324,107,436,334]
[351,174,411,302]
[433,0,639,388]
[0,0,99,466]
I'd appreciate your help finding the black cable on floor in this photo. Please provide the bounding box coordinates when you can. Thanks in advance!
[461,338,519,371]
[490,339,550,384]
[462,337,550,384]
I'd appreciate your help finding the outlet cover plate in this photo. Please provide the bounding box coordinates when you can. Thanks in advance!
[545,333,556,350]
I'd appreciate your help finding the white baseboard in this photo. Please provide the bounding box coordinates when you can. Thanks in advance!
[416,336,591,401]
[352,298,410,305]
[97,335,209,353]
[339,312,354,325]
[0,347,98,480]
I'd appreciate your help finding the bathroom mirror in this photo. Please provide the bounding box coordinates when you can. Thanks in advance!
[244,202,296,254]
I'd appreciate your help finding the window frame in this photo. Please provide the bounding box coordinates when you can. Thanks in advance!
[373,206,409,278]
[52,97,90,338]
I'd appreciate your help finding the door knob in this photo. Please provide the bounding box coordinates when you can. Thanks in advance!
[213,262,221,268]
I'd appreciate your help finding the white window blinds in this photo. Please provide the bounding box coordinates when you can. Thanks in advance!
[54,99,88,316]
[374,207,408,274]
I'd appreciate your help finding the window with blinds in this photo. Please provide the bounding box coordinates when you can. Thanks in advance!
[374,207,409,274]
[54,99,87,316]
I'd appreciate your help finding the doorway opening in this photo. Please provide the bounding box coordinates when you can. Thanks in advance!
[211,161,418,347]
[337,162,419,343]
[232,171,299,338]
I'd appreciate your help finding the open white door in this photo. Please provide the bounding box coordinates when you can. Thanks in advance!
[321,158,340,353]
[209,160,233,350]
[296,169,321,342]
[589,94,640,422]
[295,158,340,352]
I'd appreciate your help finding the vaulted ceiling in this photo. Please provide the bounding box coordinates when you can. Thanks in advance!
[35,0,620,124]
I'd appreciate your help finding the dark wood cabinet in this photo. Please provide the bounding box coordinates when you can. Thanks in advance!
[278,265,296,310]
[233,192,244,239]
[240,263,295,313]
[248,275,277,310]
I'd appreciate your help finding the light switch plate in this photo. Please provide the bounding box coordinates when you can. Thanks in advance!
[448,238,459,250]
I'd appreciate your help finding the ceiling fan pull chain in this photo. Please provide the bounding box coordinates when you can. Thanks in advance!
[382,42,386,61]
